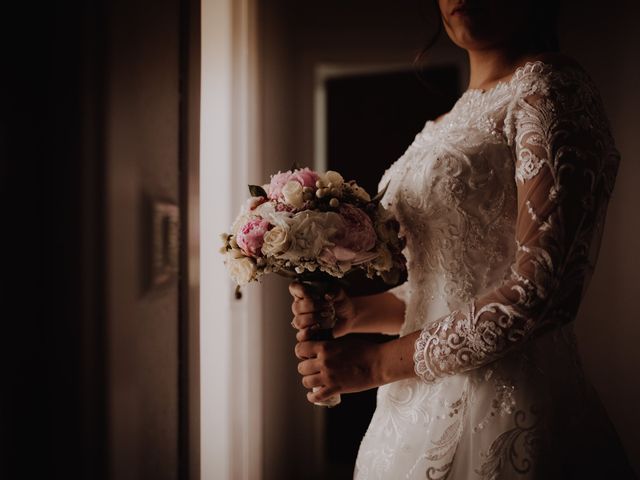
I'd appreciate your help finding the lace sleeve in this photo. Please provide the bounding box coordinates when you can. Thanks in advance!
[414,68,620,383]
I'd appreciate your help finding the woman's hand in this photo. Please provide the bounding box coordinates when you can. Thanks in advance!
[294,336,383,404]
[289,282,358,340]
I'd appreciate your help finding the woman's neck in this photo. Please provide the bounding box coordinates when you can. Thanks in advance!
[466,47,535,91]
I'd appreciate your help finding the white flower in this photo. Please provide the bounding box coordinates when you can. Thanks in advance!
[242,196,266,213]
[225,253,257,285]
[252,201,292,228]
[262,224,291,256]
[323,170,344,187]
[350,184,371,202]
[282,180,304,208]
[283,211,343,260]
[253,200,276,217]
[231,212,250,235]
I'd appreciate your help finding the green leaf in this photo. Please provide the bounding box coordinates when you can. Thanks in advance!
[248,184,268,198]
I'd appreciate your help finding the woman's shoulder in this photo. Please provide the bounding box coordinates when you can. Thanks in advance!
[511,52,594,96]
[503,53,613,145]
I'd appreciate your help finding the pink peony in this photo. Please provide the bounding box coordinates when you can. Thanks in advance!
[268,168,319,200]
[236,218,271,257]
[335,204,376,252]
[290,167,319,189]
[320,245,379,269]
[268,171,294,200]
[333,246,379,265]
[275,202,293,212]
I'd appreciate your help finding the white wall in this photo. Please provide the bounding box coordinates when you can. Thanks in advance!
[200,0,233,478]
[201,1,264,479]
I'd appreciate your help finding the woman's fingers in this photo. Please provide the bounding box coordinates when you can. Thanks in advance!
[291,298,315,315]
[307,386,339,404]
[292,295,333,315]
[291,312,319,330]
[301,373,324,389]
[294,340,325,360]
[296,327,316,342]
[292,302,335,329]
[297,358,321,375]
[288,282,307,300]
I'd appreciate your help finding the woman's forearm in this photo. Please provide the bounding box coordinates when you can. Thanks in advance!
[374,330,421,385]
[350,291,406,335]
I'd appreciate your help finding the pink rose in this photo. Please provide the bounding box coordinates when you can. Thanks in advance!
[268,171,293,200]
[335,204,376,252]
[290,167,319,189]
[236,218,271,257]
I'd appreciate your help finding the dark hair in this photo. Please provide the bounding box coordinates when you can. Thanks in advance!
[414,0,561,70]
[413,0,443,70]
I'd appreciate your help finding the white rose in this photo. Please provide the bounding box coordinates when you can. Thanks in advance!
[262,225,291,256]
[350,184,371,202]
[282,180,304,208]
[242,196,267,213]
[323,170,344,187]
[225,254,257,285]
[251,202,291,229]
[253,201,276,220]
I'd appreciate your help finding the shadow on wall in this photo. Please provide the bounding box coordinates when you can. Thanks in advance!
[559,0,640,475]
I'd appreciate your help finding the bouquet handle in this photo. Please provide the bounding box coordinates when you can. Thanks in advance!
[300,279,342,408]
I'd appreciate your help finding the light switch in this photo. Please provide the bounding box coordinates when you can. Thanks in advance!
[151,201,180,287]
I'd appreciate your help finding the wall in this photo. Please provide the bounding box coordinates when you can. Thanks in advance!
[200,0,233,478]
[104,0,183,477]
[257,1,320,478]
[560,1,640,472]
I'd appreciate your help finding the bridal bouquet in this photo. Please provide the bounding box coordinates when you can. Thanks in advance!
[220,167,405,288]
[220,167,406,406]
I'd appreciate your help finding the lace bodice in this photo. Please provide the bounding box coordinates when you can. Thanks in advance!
[378,60,620,383]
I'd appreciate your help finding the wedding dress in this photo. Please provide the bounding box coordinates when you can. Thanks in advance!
[354,61,635,479]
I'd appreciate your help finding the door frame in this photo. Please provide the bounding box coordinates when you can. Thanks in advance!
[200,0,263,479]
[179,0,202,478]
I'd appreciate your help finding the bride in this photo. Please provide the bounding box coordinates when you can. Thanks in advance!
[289,0,635,478]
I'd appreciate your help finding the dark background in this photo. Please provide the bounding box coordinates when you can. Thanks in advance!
[1,0,200,479]
[325,66,460,468]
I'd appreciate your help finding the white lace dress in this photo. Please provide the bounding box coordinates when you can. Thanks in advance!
[354,61,635,479]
